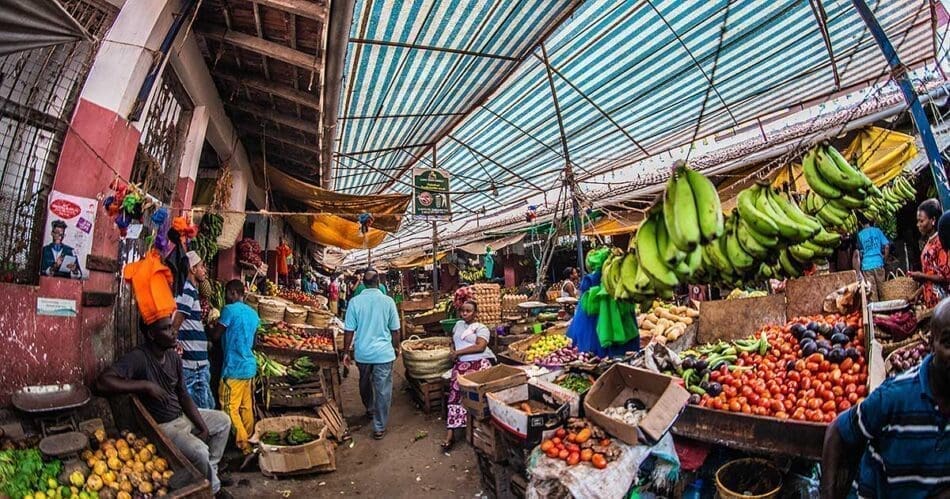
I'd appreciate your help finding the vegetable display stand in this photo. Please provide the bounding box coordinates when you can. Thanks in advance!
[256,345,343,414]
[109,396,213,498]
[404,371,446,415]
[671,271,882,460]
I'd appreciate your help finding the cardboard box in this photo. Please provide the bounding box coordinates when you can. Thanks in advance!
[250,416,336,475]
[530,369,594,418]
[458,364,528,420]
[583,364,690,445]
[486,383,571,448]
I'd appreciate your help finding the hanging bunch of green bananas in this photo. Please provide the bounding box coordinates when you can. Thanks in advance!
[603,163,723,304]
[191,213,224,263]
[799,143,879,231]
[865,176,916,224]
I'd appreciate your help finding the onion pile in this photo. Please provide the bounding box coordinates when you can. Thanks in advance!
[534,346,598,366]
[888,343,929,376]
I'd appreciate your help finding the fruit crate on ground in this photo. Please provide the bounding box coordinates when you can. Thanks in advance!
[466,414,506,462]
[404,372,446,415]
[475,451,514,499]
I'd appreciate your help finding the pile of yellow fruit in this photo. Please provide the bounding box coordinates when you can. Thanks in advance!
[523,334,570,362]
[73,429,173,499]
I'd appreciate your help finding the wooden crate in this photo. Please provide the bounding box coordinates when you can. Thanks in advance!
[262,373,328,409]
[405,372,446,415]
[256,345,343,415]
[466,414,506,462]
[475,451,513,499]
[110,396,212,498]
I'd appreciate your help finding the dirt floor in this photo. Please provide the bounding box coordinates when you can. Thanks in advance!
[230,367,484,498]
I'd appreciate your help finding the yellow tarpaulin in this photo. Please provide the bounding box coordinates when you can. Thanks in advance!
[389,251,447,269]
[252,160,411,233]
[286,214,389,250]
[582,212,645,236]
[772,127,916,191]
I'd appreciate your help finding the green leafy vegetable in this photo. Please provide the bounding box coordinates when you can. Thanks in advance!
[0,448,62,498]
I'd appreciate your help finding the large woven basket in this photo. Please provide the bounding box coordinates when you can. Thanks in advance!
[307,308,332,328]
[401,335,453,380]
[246,294,261,306]
[879,270,919,302]
[284,305,308,324]
[259,299,286,323]
[216,212,246,250]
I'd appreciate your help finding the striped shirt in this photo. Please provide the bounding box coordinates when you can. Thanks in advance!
[835,354,950,498]
[175,281,209,368]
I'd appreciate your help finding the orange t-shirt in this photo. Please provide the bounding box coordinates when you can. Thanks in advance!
[123,248,176,324]
[276,244,291,275]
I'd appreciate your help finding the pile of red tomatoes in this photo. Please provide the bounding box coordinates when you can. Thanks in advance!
[697,311,868,423]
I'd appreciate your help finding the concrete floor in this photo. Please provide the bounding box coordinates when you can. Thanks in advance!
[230,367,483,498]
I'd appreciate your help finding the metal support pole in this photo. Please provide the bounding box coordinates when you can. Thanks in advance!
[851,0,950,207]
[540,42,585,274]
[432,221,439,299]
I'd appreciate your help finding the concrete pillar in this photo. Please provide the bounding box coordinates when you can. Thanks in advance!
[173,106,210,211]
[43,0,178,386]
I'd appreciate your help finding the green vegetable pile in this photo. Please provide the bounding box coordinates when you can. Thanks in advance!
[286,357,315,383]
[555,373,594,393]
[0,448,62,499]
[259,426,316,446]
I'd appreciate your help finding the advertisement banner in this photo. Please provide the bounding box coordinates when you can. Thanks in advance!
[412,167,451,221]
[40,190,97,280]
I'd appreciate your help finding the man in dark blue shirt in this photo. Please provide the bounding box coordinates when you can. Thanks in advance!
[821,297,950,498]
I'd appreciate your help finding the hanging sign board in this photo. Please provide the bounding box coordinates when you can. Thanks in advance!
[412,167,451,221]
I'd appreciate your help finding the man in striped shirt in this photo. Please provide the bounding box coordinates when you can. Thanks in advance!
[173,251,214,409]
[822,297,950,498]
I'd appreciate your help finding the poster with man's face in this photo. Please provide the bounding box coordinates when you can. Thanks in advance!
[40,190,96,280]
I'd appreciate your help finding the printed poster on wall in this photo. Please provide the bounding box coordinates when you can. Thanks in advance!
[40,190,97,280]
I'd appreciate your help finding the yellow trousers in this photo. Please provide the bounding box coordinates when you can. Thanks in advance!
[219,378,254,454]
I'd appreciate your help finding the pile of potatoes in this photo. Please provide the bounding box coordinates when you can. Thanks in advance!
[637,302,698,343]
[72,428,173,499]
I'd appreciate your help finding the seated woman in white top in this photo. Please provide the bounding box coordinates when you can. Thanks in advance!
[442,300,495,451]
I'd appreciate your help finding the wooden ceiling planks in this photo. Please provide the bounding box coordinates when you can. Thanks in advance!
[194,0,327,181]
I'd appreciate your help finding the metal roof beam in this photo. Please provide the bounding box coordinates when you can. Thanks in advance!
[348,38,520,61]
[224,101,319,133]
[340,111,467,120]
[213,71,320,108]
[254,0,327,21]
[336,143,435,156]
[198,26,321,71]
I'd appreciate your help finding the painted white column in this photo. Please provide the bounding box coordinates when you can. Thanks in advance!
[173,105,209,210]
[80,0,178,123]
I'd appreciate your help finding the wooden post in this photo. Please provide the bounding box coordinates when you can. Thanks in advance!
[432,221,439,300]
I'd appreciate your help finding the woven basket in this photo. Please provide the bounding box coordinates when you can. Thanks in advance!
[401,335,453,380]
[259,299,287,323]
[306,308,332,328]
[879,270,919,302]
[216,212,246,250]
[284,305,308,324]
[246,294,261,306]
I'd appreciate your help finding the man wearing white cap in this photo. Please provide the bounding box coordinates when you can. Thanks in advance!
[173,250,214,409]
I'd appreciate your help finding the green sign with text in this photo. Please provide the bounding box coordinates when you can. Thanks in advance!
[412,167,451,220]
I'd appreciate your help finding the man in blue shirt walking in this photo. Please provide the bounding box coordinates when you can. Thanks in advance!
[343,269,401,440]
[821,297,950,498]
[856,216,889,301]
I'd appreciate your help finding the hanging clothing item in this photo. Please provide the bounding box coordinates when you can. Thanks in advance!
[124,248,176,325]
[483,249,495,279]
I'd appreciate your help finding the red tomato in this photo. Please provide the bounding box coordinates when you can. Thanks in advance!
[771,400,784,413]
[555,429,566,438]
[856,385,867,397]
[741,404,752,414]
[552,437,562,445]
[840,358,854,371]
[792,408,806,420]
[821,390,835,401]
[838,400,852,412]
[807,399,821,410]
[558,449,569,460]
[728,400,742,412]
[832,386,844,397]
[847,393,859,404]
[775,411,789,419]
[844,383,857,395]
[821,400,837,412]
[787,371,801,382]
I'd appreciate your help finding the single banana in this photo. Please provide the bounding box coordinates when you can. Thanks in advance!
[684,166,724,243]
[673,169,701,251]
[788,243,816,264]
[740,217,780,248]
[802,147,843,199]
[825,144,872,189]
[619,252,640,297]
[778,249,803,278]
[736,218,769,259]
[758,186,810,241]
[704,240,734,276]
[657,208,687,266]
[811,227,841,248]
[769,188,821,234]
[726,224,756,272]
[835,193,867,209]
[737,187,780,237]
[636,212,680,288]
